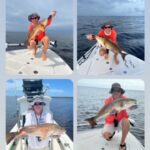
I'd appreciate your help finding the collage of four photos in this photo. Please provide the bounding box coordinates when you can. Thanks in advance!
[4,0,145,150]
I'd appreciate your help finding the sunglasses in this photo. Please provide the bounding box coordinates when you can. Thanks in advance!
[104,26,112,29]
[34,102,44,106]
[31,17,39,20]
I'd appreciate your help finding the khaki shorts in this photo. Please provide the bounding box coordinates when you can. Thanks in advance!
[102,120,123,134]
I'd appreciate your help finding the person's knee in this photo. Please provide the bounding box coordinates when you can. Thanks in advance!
[99,48,106,56]
[102,132,112,140]
[30,40,36,46]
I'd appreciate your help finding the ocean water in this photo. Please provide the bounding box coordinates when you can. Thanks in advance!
[6,96,73,140]
[6,27,73,69]
[77,16,144,61]
[77,86,144,146]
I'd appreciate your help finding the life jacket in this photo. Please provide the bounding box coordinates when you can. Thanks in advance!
[28,18,52,41]
[104,96,129,124]
[97,28,117,44]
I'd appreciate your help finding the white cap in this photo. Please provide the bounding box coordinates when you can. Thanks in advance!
[30,95,46,106]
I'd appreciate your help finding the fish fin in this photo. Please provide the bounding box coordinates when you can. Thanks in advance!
[6,132,18,144]
[120,51,127,60]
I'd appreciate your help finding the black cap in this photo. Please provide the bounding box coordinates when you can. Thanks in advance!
[28,13,40,22]
[109,83,125,94]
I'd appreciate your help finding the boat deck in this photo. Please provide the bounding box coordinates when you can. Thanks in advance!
[6,49,72,75]
[78,44,144,75]
[77,128,144,150]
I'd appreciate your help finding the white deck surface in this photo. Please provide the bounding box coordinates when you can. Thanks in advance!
[77,129,144,150]
[78,45,144,76]
[6,49,72,75]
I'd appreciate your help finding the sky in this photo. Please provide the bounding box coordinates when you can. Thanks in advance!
[78,79,144,91]
[6,0,73,31]
[78,0,144,16]
[6,79,73,97]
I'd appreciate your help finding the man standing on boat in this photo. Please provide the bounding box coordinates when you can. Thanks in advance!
[25,96,54,150]
[86,83,130,150]
[27,11,56,61]
[86,23,119,64]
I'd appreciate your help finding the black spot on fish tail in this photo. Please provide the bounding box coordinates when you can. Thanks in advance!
[6,132,18,144]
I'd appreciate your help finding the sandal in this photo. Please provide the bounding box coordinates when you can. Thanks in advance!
[119,143,126,150]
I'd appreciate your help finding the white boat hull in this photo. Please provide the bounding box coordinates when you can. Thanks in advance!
[78,44,144,75]
[6,48,72,75]
[77,129,144,150]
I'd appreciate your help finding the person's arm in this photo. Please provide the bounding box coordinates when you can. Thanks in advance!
[86,34,96,40]
[97,30,104,37]
[46,11,57,27]
[26,25,33,46]
[24,113,32,126]
[111,29,117,44]
[46,112,54,124]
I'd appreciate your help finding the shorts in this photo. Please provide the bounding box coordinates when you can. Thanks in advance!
[102,120,123,134]
[28,146,49,150]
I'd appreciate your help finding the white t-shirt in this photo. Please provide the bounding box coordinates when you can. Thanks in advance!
[25,111,53,149]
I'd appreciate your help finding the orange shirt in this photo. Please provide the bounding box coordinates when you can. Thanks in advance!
[104,95,129,124]
[28,18,52,41]
[97,29,117,44]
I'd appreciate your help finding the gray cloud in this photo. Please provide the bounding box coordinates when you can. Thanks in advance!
[78,0,144,16]
[7,0,73,31]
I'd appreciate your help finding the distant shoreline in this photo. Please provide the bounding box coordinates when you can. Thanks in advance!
[6,96,73,98]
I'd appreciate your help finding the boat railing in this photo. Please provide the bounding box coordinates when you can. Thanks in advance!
[78,44,98,66]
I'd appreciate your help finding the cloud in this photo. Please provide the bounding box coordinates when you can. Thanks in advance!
[78,79,144,91]
[6,0,73,31]
[78,0,144,16]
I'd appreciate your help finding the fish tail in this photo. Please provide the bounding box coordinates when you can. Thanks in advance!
[120,51,127,60]
[6,132,18,144]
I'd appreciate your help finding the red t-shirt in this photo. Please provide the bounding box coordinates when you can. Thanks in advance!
[104,95,129,124]
[28,18,52,41]
[97,29,117,44]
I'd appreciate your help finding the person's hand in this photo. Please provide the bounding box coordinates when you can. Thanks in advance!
[86,34,95,41]
[110,108,118,115]
[50,11,57,17]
